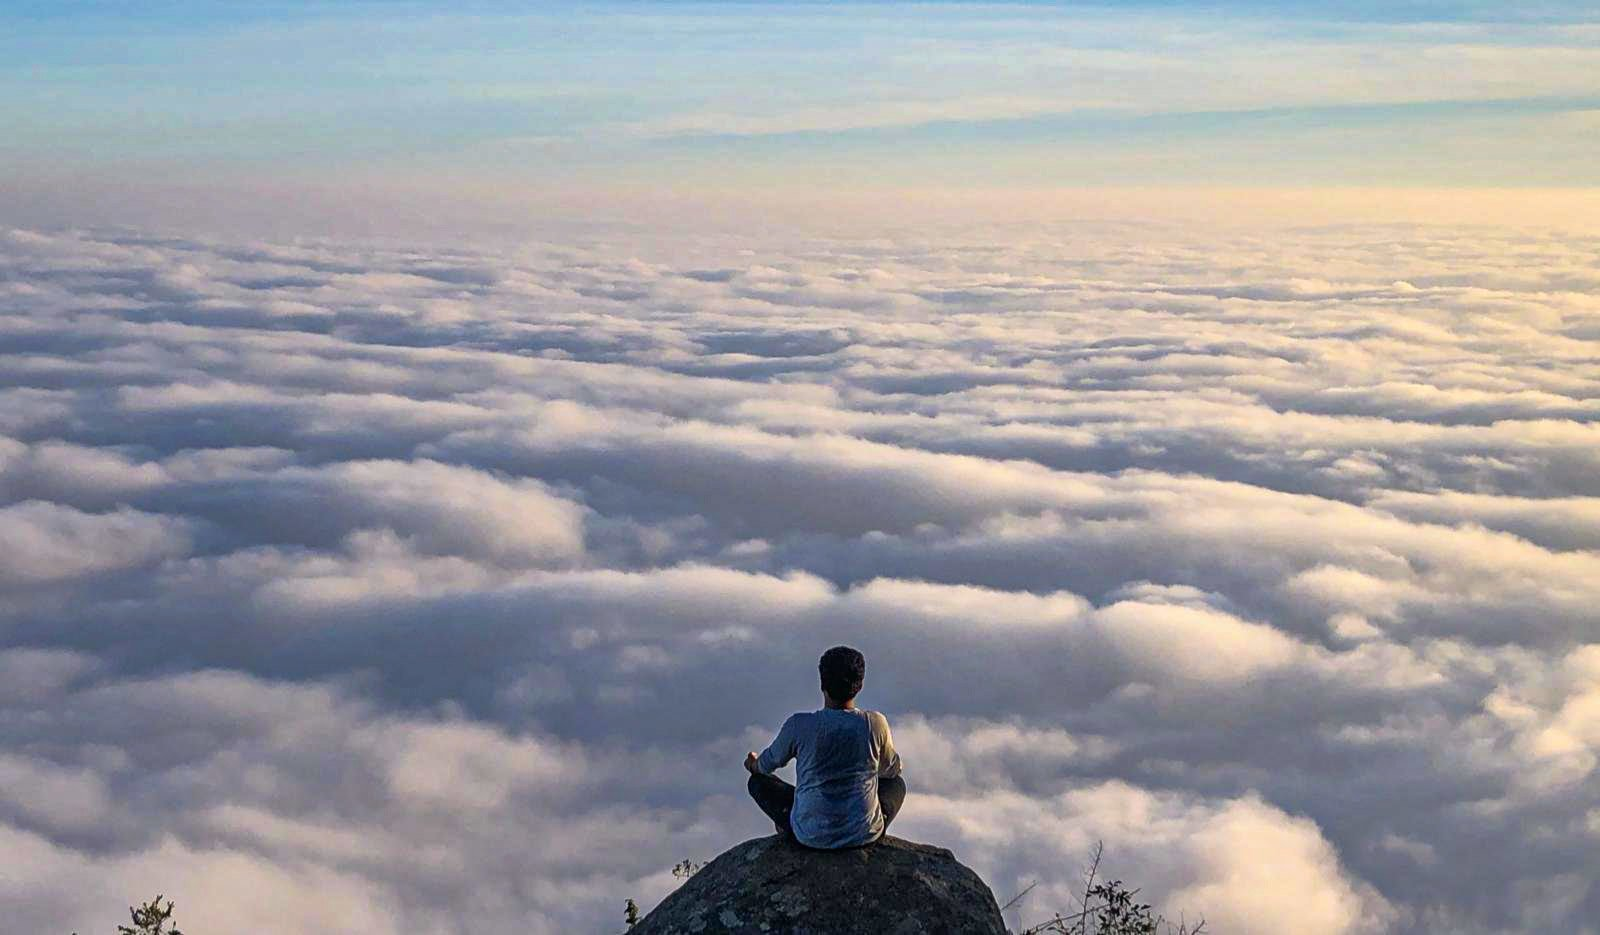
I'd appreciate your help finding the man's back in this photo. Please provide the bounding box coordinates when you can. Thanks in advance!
[757,707,901,849]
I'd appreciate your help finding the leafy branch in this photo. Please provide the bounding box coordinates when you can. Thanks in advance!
[1012,842,1205,935]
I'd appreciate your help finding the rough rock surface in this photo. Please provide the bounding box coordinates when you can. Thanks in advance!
[632,834,1008,934]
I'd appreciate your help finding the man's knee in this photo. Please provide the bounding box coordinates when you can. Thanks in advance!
[749,771,785,802]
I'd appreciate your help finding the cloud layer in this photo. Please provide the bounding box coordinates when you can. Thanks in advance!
[2,222,1597,934]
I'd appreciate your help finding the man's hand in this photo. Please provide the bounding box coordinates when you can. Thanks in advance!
[744,751,760,775]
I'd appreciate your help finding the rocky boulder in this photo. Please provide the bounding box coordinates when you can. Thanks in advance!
[632,834,1008,934]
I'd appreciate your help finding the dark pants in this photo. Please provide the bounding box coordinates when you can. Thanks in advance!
[748,772,906,845]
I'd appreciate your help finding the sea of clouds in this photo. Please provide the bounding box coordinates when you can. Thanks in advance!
[1,221,1597,934]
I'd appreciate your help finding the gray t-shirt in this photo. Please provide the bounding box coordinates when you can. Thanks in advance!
[756,707,902,849]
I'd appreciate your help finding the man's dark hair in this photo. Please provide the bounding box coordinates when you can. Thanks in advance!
[819,645,866,703]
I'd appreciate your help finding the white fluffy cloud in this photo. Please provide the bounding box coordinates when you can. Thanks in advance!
[0,500,190,586]
[2,223,1597,934]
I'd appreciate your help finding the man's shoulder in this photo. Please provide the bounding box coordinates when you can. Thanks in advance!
[863,709,893,734]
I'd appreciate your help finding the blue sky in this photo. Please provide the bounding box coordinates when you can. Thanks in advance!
[3,1,1598,228]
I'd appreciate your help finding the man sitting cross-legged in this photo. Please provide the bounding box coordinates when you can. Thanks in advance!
[744,645,906,849]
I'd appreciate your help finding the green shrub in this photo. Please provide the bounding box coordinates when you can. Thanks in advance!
[1013,843,1204,935]
[72,894,184,935]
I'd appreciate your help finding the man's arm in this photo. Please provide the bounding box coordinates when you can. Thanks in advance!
[873,712,902,779]
[747,715,798,775]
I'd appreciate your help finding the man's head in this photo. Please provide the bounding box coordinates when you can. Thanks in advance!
[818,645,866,704]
